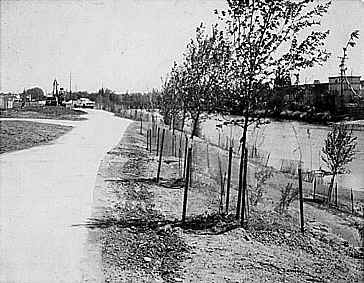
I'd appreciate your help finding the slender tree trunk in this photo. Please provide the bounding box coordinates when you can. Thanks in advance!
[241,147,248,226]
[236,114,249,219]
[191,112,200,139]
[181,108,186,132]
[327,173,336,203]
[172,116,175,135]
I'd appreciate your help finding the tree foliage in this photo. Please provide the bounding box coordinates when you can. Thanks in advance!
[158,0,332,222]
[160,23,230,137]
[24,87,45,101]
[215,0,331,220]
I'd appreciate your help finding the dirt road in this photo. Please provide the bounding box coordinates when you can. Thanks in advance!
[0,110,131,283]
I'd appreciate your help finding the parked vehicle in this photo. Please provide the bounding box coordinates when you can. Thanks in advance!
[45,97,57,106]
[75,98,95,108]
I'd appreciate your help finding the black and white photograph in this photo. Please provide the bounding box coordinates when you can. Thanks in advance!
[0,0,363,282]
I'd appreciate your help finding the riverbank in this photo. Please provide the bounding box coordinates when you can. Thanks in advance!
[0,120,72,154]
[0,105,87,121]
[202,115,364,193]
[255,108,364,126]
[89,120,363,282]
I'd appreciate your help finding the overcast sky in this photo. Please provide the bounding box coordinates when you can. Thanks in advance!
[1,0,363,94]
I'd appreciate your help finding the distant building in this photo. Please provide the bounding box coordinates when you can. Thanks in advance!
[274,74,364,116]
[303,81,330,108]
[329,75,361,106]
[0,94,16,109]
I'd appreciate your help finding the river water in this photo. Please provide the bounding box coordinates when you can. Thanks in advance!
[201,118,364,191]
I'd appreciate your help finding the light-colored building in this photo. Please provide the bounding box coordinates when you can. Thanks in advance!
[0,94,15,109]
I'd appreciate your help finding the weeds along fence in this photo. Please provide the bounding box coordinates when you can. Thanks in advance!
[201,128,315,180]
[149,125,257,217]
[116,109,363,218]
[117,109,257,217]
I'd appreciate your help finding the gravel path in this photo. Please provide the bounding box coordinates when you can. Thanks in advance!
[0,110,131,283]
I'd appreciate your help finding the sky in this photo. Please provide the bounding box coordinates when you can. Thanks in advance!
[1,0,363,94]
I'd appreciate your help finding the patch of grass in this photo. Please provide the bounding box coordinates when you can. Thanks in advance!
[0,106,87,120]
[0,120,72,154]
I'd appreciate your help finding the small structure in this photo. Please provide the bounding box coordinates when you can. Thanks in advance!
[0,94,16,110]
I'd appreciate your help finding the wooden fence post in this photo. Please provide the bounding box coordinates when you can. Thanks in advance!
[178,133,182,176]
[265,153,270,167]
[335,183,338,207]
[226,146,233,214]
[156,127,160,156]
[171,133,175,157]
[298,166,304,233]
[174,134,177,157]
[156,129,165,182]
[313,177,316,200]
[189,146,193,187]
[140,115,143,134]
[182,146,192,224]
[183,135,188,179]
[350,188,354,214]
[146,129,149,150]
[149,129,152,154]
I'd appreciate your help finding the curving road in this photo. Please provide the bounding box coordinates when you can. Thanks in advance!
[0,110,131,283]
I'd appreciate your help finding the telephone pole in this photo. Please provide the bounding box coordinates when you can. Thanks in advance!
[69,72,72,97]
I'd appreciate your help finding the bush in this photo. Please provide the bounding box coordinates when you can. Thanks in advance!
[275,183,298,214]
[248,168,273,207]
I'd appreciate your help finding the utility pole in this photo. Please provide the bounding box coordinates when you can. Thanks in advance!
[69,72,72,97]
[53,78,59,104]
[338,48,347,113]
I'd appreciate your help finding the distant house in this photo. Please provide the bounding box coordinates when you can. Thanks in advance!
[0,94,16,110]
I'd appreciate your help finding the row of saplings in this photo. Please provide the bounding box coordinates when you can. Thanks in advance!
[141,109,358,234]
[152,1,359,232]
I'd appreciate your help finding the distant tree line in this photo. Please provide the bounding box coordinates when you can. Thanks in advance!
[94,88,161,111]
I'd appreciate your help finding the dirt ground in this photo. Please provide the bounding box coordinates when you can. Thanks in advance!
[0,106,87,120]
[90,121,363,282]
[0,120,72,154]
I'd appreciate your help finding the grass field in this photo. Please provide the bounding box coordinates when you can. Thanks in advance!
[0,120,72,154]
[0,106,87,120]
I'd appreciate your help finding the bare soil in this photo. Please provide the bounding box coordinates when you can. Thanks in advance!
[0,106,87,120]
[0,120,72,154]
[89,121,363,282]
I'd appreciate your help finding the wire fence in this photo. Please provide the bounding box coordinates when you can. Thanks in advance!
[116,108,364,219]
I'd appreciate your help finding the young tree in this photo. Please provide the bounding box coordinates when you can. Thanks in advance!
[182,23,230,138]
[159,72,180,130]
[169,63,189,131]
[216,0,331,222]
[321,123,357,202]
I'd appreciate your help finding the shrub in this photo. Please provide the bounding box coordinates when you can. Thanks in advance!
[276,183,298,214]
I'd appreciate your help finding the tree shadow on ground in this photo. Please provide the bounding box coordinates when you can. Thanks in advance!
[105,176,185,189]
[73,212,239,235]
